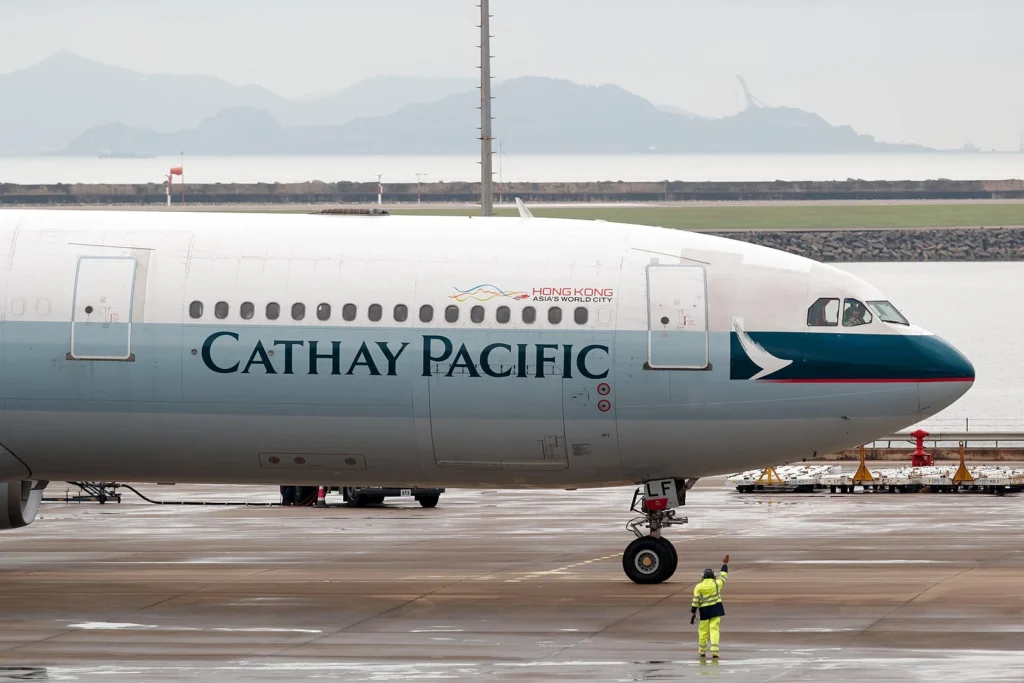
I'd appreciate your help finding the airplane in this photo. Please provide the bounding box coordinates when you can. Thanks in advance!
[0,208,974,584]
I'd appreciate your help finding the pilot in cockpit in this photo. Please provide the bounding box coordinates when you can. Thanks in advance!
[842,300,870,327]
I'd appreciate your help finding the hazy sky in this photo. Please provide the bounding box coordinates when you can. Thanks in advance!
[1,0,1022,150]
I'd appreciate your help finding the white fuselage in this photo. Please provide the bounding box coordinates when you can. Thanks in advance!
[0,210,974,488]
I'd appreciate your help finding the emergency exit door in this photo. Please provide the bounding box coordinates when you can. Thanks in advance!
[647,264,708,369]
[69,256,137,361]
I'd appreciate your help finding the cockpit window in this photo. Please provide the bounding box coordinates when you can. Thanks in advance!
[806,297,839,327]
[843,299,872,327]
[867,300,909,326]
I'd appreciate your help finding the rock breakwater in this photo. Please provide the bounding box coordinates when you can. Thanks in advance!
[710,227,1024,261]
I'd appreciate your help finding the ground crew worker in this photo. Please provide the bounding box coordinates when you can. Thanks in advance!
[690,554,729,658]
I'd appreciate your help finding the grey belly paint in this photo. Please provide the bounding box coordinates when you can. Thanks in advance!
[0,322,927,488]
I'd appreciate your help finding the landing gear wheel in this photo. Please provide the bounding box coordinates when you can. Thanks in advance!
[656,537,678,577]
[623,536,676,584]
[345,488,367,508]
[364,495,385,506]
[417,495,440,508]
[624,481,689,584]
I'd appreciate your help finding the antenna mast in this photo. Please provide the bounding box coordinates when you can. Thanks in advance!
[479,0,494,216]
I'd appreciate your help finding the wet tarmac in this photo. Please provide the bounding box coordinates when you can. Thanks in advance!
[0,478,1022,682]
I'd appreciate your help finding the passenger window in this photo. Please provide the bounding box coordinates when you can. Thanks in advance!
[342,304,357,321]
[240,302,254,320]
[522,306,537,324]
[266,302,280,320]
[843,299,873,327]
[806,298,839,327]
[470,305,485,323]
[394,304,408,322]
[548,307,562,324]
[189,301,203,319]
[496,305,511,324]
[368,304,382,322]
[214,301,229,319]
[445,305,459,323]
[292,303,306,321]
[574,307,588,325]
[317,303,331,321]
[419,304,434,323]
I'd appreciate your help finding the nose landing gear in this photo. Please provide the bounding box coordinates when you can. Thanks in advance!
[623,479,691,584]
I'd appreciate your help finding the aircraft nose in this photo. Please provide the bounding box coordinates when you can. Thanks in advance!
[917,334,975,419]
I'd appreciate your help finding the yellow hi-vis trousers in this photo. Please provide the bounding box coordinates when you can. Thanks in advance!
[698,616,721,655]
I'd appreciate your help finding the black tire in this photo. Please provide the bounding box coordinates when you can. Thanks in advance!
[417,496,440,508]
[364,495,386,505]
[346,488,367,508]
[622,536,675,584]
[657,537,678,577]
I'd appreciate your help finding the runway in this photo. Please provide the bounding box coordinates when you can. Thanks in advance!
[0,478,1022,681]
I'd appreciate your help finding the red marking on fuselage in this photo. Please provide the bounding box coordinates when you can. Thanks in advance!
[762,377,974,384]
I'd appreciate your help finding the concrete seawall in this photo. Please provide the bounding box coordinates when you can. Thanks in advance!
[3,178,1024,204]
[708,226,1024,261]
[4,179,1024,261]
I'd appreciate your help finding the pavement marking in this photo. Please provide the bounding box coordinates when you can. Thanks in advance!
[505,553,621,583]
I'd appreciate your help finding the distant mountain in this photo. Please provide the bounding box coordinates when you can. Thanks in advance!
[62,76,934,156]
[0,52,285,155]
[0,52,472,155]
[657,105,701,118]
[2,53,933,156]
[64,108,287,157]
[273,75,474,127]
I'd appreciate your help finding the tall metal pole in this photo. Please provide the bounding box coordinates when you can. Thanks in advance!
[375,173,383,205]
[415,172,427,204]
[479,0,494,216]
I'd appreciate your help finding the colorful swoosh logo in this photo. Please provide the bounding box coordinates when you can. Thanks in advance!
[449,284,530,302]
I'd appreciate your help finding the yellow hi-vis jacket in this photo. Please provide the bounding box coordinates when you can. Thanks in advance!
[690,564,728,621]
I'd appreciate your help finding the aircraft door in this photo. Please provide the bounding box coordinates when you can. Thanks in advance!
[69,256,137,361]
[427,341,568,471]
[646,264,708,369]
